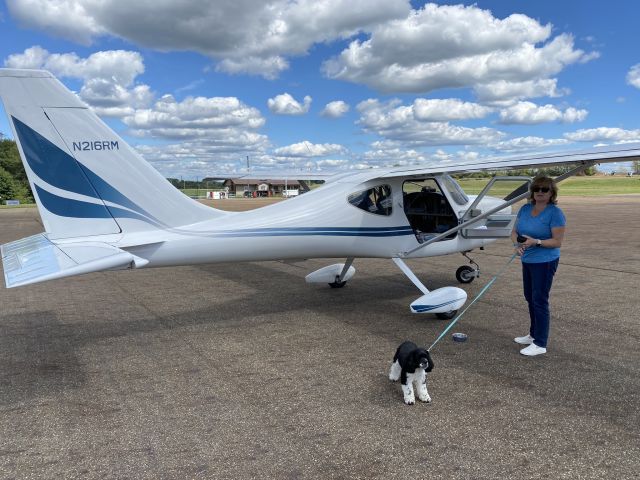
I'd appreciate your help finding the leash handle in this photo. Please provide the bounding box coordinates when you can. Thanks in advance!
[428,252,518,351]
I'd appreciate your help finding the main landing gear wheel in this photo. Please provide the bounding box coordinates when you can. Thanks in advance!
[456,265,476,284]
[436,310,457,320]
[329,276,347,288]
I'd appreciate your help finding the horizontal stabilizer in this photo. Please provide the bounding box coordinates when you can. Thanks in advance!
[1,234,136,288]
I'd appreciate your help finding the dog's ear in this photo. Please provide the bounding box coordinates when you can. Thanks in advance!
[425,351,434,372]
[406,349,421,369]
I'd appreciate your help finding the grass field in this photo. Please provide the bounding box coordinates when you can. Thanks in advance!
[457,175,640,196]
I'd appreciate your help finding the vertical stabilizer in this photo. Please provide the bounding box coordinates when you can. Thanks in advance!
[0,69,218,240]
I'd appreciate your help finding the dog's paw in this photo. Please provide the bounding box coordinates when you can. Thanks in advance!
[403,392,415,405]
[418,394,432,403]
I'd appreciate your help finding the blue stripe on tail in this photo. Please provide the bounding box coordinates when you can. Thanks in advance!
[12,115,164,226]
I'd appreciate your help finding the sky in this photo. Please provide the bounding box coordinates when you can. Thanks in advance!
[1,0,639,179]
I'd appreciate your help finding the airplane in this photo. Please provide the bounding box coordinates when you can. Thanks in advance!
[1,68,640,317]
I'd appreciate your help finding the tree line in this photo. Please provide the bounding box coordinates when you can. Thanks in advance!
[0,138,33,203]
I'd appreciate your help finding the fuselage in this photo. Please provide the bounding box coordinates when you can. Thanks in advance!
[108,174,506,268]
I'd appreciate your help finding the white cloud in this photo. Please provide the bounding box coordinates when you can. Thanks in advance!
[6,0,106,44]
[356,98,505,147]
[274,141,347,157]
[4,45,50,68]
[7,0,410,79]
[626,64,640,89]
[412,99,492,121]
[321,100,350,118]
[136,143,273,178]
[124,94,266,140]
[267,93,312,115]
[474,78,567,105]
[360,141,484,168]
[564,127,640,143]
[216,56,290,81]
[361,142,427,167]
[323,3,596,94]
[499,102,588,124]
[5,46,143,85]
[4,46,151,116]
[490,136,569,153]
[314,159,350,170]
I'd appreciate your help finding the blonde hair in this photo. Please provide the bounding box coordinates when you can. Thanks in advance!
[529,175,558,205]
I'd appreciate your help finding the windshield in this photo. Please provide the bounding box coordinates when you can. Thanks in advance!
[440,175,469,205]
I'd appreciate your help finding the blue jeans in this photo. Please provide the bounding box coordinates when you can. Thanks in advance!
[522,259,559,348]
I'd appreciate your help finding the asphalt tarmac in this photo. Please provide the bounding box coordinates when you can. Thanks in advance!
[1,195,639,479]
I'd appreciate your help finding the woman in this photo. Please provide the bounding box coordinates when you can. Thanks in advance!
[511,175,566,357]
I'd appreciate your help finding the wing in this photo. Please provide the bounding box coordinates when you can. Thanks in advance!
[204,171,341,181]
[215,144,640,185]
[378,143,640,179]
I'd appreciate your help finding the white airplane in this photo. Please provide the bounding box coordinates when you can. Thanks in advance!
[1,68,639,317]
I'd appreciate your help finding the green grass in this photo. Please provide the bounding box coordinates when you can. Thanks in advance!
[0,202,36,209]
[457,176,640,197]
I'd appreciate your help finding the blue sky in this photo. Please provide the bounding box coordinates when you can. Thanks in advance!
[1,0,639,178]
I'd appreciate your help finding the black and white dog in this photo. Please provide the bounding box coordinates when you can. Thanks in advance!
[389,341,434,405]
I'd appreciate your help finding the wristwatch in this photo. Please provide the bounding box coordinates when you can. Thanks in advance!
[536,239,542,247]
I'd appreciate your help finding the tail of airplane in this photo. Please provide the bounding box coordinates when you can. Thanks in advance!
[0,68,219,239]
[0,68,220,287]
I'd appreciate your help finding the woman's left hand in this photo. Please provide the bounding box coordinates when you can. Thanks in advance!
[521,235,537,248]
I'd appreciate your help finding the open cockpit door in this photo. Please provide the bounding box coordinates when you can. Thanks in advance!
[402,176,460,243]
[460,176,531,239]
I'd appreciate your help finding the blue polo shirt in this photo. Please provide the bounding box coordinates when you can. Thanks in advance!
[515,203,566,263]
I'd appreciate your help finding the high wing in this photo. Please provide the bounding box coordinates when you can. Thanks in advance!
[351,143,640,183]
[205,172,339,181]
[213,144,640,186]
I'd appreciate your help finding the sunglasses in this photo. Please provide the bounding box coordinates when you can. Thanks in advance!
[532,186,550,193]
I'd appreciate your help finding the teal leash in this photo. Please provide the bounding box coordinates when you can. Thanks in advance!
[428,252,518,351]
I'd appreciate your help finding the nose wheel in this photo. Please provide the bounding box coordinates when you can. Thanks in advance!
[456,252,480,284]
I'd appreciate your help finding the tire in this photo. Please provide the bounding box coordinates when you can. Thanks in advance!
[328,280,347,288]
[436,310,457,320]
[456,265,476,284]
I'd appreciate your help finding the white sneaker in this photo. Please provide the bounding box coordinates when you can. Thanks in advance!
[520,344,547,356]
[514,334,534,345]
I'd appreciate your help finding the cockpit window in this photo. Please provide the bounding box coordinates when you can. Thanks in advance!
[440,174,469,205]
[348,185,393,216]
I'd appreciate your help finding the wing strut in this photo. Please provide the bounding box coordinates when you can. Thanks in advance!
[392,258,430,294]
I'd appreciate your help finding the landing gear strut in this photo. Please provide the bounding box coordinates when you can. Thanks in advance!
[456,252,480,284]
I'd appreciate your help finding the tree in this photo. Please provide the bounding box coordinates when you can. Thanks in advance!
[0,166,18,202]
[0,138,33,202]
[0,139,27,182]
